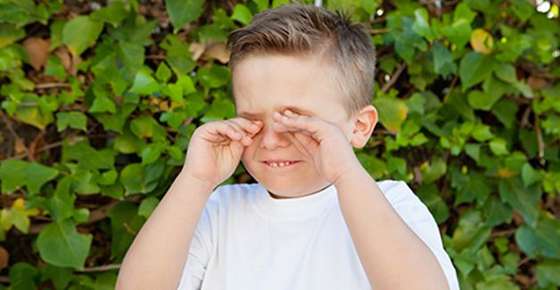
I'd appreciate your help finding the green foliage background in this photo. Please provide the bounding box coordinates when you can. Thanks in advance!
[0,0,559,289]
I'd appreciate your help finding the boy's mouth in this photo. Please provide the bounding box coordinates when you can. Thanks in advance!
[262,160,301,168]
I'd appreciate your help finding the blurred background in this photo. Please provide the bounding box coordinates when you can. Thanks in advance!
[0,0,559,289]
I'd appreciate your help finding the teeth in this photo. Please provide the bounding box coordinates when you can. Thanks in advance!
[268,161,294,167]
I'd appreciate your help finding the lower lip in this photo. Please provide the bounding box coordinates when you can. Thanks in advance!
[263,161,301,169]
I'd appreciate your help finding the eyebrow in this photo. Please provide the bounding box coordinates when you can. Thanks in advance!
[237,106,314,118]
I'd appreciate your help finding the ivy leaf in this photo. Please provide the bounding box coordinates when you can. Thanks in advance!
[373,97,408,133]
[0,198,40,234]
[0,160,59,194]
[231,4,253,25]
[0,23,25,48]
[536,260,560,287]
[432,42,456,77]
[515,212,560,259]
[165,0,204,32]
[138,196,159,218]
[197,65,230,89]
[89,95,116,114]
[412,9,434,40]
[56,111,87,132]
[62,16,103,56]
[130,115,167,141]
[459,52,493,91]
[467,90,501,111]
[129,67,160,95]
[120,163,154,194]
[40,264,73,290]
[62,139,115,171]
[499,178,540,227]
[9,262,40,290]
[37,220,92,269]
[108,202,145,260]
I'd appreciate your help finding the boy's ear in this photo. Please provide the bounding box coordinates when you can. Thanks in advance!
[350,105,378,149]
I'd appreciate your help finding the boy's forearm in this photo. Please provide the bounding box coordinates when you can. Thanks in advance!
[334,164,449,290]
[116,170,215,290]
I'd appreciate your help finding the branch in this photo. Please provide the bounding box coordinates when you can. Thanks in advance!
[381,63,406,93]
[78,263,121,272]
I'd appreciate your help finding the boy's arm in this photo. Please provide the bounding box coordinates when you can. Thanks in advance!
[116,170,215,290]
[334,165,451,290]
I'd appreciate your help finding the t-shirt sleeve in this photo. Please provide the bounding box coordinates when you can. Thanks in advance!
[382,180,460,290]
[176,189,219,290]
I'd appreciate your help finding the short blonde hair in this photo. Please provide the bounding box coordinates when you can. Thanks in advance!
[226,3,376,119]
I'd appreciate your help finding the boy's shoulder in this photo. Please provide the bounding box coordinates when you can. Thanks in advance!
[204,182,262,210]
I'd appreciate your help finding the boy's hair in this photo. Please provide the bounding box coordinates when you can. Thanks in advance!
[226,3,376,119]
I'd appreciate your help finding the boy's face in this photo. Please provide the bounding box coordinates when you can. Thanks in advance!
[232,53,374,199]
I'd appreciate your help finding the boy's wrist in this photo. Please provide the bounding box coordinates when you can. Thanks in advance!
[178,169,218,193]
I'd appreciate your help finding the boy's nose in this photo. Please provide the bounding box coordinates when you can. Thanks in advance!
[257,122,290,149]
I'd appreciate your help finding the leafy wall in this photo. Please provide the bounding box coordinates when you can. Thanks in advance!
[0,0,559,289]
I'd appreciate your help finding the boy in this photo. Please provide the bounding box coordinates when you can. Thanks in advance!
[117,3,460,290]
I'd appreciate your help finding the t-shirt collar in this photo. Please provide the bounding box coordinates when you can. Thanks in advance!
[252,182,338,221]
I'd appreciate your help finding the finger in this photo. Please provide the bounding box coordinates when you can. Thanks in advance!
[284,130,317,160]
[224,120,255,146]
[207,122,243,142]
[273,110,322,140]
[228,117,262,136]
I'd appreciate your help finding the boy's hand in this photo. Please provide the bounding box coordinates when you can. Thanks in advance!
[272,109,361,184]
[182,117,263,188]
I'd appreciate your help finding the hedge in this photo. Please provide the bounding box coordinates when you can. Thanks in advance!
[0,0,559,289]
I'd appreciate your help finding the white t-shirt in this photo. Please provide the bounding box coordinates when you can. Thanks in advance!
[177,180,460,290]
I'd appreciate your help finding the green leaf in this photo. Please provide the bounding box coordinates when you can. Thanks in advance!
[155,62,172,83]
[138,197,159,218]
[432,42,456,77]
[40,264,73,290]
[475,274,520,290]
[0,23,25,48]
[0,160,59,194]
[62,139,115,170]
[521,163,541,187]
[373,97,408,133]
[467,90,501,111]
[536,260,560,287]
[130,115,167,141]
[198,65,230,89]
[412,8,433,40]
[9,262,39,290]
[90,0,128,27]
[129,67,160,95]
[459,52,493,91]
[489,137,509,155]
[120,163,154,194]
[165,0,204,32]
[499,178,540,227]
[231,4,253,25]
[451,209,492,252]
[141,142,166,165]
[37,220,92,269]
[201,97,236,122]
[108,202,145,260]
[515,212,560,259]
[56,111,87,132]
[45,176,76,222]
[161,34,196,75]
[89,95,116,114]
[62,16,104,56]
[416,183,450,224]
